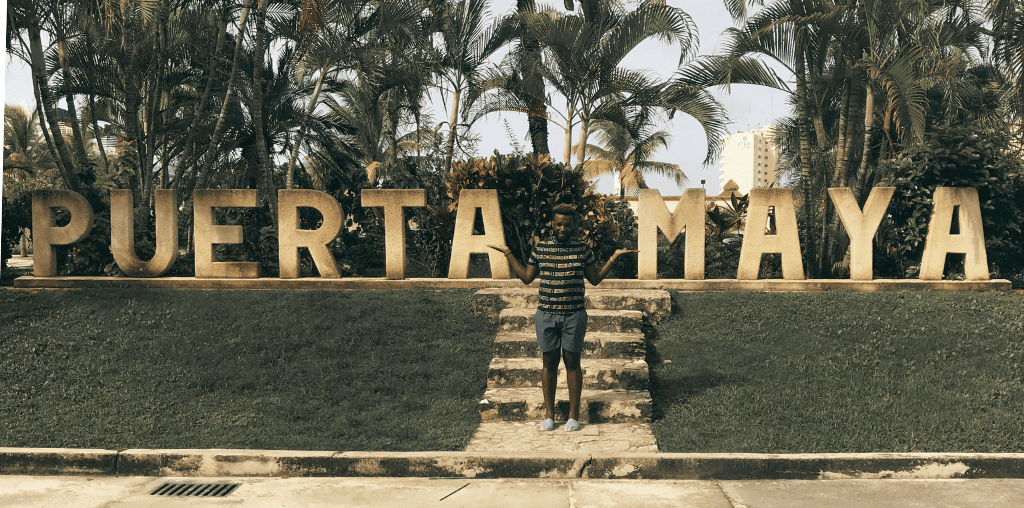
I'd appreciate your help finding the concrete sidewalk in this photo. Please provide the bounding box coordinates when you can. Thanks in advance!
[3,476,1023,507]
[5,255,33,269]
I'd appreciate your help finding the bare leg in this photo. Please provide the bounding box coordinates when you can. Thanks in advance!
[541,350,561,420]
[562,349,582,421]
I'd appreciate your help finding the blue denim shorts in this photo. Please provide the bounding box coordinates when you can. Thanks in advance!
[534,309,588,354]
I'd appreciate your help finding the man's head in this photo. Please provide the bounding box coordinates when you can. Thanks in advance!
[551,203,578,243]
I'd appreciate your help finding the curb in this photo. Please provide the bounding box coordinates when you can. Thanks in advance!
[3,448,1024,480]
[0,448,117,476]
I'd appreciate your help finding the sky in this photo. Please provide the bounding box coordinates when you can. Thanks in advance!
[2,0,791,197]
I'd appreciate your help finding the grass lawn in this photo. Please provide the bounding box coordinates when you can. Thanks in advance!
[0,288,494,451]
[6,285,1024,454]
[650,291,1024,453]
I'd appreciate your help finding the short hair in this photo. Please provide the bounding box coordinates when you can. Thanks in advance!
[552,203,577,220]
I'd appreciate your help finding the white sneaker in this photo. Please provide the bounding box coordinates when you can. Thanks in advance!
[564,418,580,432]
[540,418,555,431]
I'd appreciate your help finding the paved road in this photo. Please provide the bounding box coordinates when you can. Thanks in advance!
[2,476,1022,507]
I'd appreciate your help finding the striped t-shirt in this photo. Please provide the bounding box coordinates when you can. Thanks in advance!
[527,239,596,314]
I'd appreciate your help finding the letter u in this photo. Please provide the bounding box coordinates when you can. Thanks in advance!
[110,189,178,277]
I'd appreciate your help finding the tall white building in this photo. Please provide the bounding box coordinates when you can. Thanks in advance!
[720,126,781,196]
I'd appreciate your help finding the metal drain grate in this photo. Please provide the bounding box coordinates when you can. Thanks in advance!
[151,482,240,497]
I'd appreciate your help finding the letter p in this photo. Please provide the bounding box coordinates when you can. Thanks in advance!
[31,190,94,277]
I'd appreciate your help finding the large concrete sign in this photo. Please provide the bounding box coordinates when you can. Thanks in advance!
[638,189,705,280]
[32,190,94,277]
[29,187,991,281]
[737,188,804,280]
[111,189,178,277]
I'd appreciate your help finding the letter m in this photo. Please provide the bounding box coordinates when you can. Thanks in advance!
[638,189,705,280]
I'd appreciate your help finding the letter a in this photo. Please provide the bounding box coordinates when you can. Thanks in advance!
[111,189,179,277]
[737,188,804,280]
[448,189,510,279]
[920,187,989,280]
[638,189,705,279]
[31,190,94,277]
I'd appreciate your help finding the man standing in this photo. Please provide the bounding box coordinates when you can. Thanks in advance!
[488,204,636,431]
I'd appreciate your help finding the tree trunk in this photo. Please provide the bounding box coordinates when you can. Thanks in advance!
[286,64,328,189]
[519,13,549,156]
[854,79,875,202]
[56,38,90,166]
[794,57,812,203]
[179,7,230,188]
[139,29,167,232]
[29,25,79,190]
[563,123,573,166]
[795,48,813,215]
[812,113,826,150]
[124,91,145,207]
[575,116,589,165]
[840,69,863,188]
[251,0,277,223]
[526,103,550,156]
[385,91,400,171]
[832,69,852,187]
[88,93,109,170]
[63,93,90,166]
[33,78,67,182]
[822,69,854,275]
[879,103,893,162]
[794,42,816,277]
[445,81,462,172]
[194,0,256,192]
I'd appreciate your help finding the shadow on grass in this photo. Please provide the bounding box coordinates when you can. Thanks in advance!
[649,368,735,421]
[646,322,739,421]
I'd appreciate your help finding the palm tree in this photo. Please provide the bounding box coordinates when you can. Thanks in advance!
[4,104,57,181]
[425,0,502,172]
[194,0,258,192]
[280,0,385,189]
[7,0,83,191]
[475,0,551,155]
[173,1,236,190]
[539,1,699,166]
[472,0,701,166]
[323,74,438,184]
[249,0,278,220]
[709,0,988,276]
[990,0,1024,156]
[576,119,685,197]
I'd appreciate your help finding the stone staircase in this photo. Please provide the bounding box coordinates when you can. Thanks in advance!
[466,288,671,453]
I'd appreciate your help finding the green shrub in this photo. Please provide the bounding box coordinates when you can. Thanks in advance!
[437,152,638,273]
[1,196,29,271]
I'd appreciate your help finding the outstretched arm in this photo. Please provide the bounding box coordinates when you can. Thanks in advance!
[487,245,538,284]
[585,249,638,286]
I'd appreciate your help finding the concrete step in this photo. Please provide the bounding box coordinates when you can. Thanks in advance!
[479,387,652,423]
[491,331,645,360]
[487,358,649,391]
[475,288,672,324]
[465,421,660,453]
[498,308,644,334]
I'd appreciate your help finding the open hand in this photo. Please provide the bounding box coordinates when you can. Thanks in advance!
[487,244,510,255]
[612,249,639,258]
